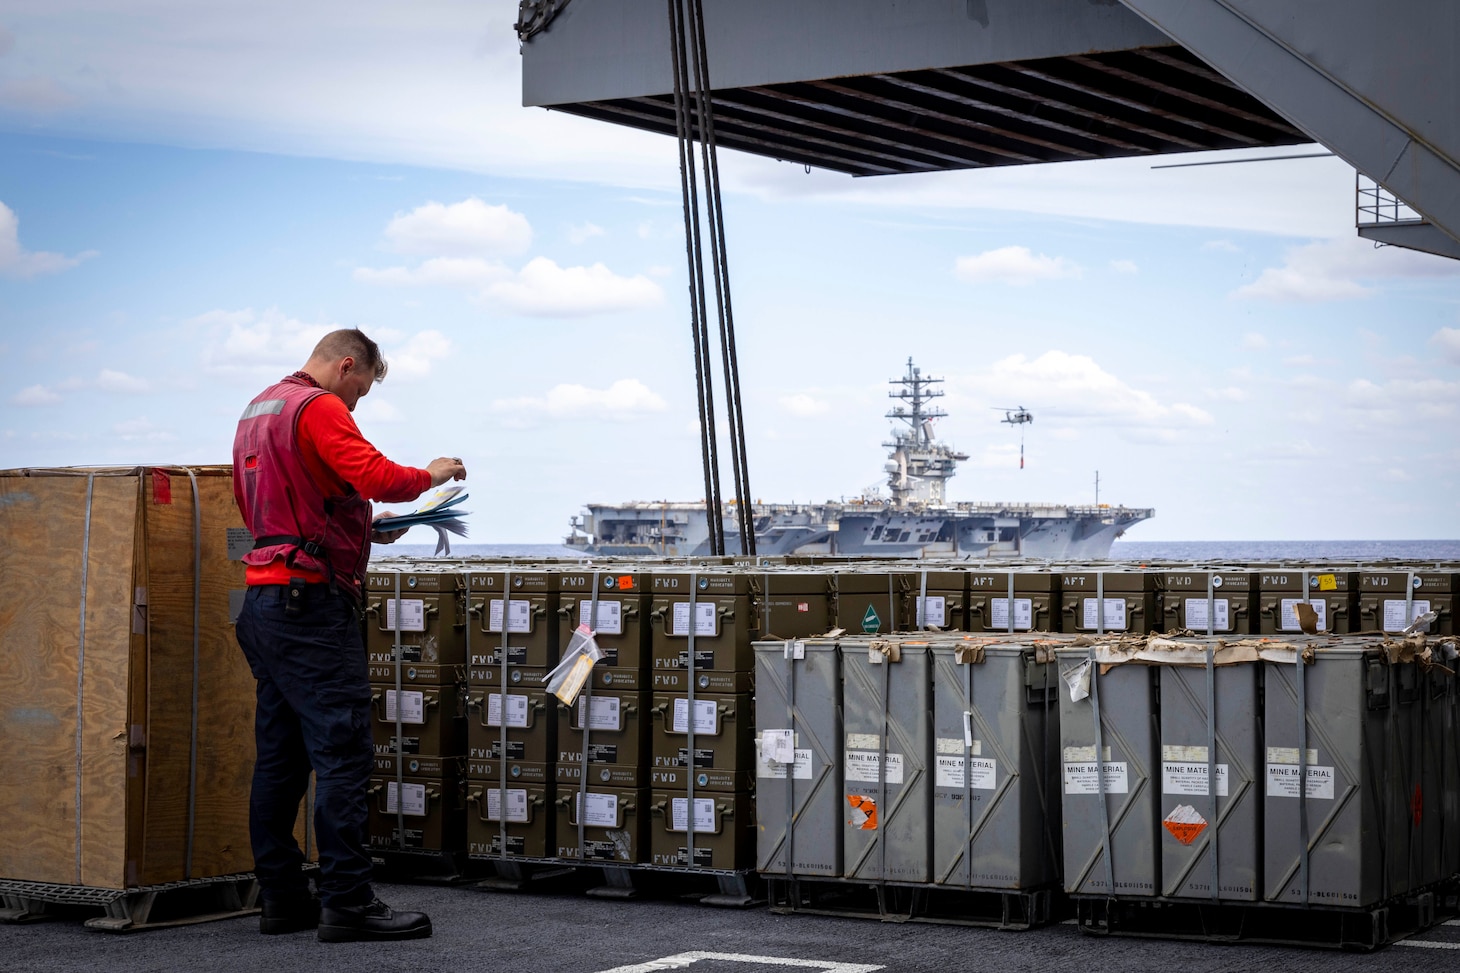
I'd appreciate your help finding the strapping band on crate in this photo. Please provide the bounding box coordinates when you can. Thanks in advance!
[1299,570,1312,906]
[1007,571,1016,635]
[687,570,698,868]
[577,569,600,862]
[500,564,513,862]
[1205,643,1219,902]
[917,569,927,630]
[185,468,202,879]
[782,633,795,882]
[394,570,405,851]
[1088,646,1116,899]
[74,472,96,886]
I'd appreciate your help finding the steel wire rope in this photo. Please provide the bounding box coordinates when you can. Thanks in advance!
[668,0,724,555]
[685,0,754,554]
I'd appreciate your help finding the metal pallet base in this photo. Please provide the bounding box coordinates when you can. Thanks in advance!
[467,855,760,907]
[369,848,471,885]
[0,873,262,933]
[1073,885,1459,951]
[766,877,1061,930]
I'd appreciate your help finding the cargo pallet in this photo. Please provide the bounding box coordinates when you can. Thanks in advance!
[0,873,262,932]
[1074,883,1460,951]
[766,877,1062,930]
[469,856,761,907]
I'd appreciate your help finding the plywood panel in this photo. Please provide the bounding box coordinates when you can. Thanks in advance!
[139,467,253,883]
[0,471,136,887]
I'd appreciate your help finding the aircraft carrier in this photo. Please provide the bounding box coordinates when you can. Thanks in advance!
[566,359,1153,558]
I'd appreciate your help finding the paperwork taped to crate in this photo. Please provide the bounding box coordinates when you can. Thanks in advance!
[1085,635,1317,668]
[544,623,603,706]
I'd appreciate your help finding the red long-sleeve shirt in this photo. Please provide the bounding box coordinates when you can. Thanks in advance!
[246,391,431,586]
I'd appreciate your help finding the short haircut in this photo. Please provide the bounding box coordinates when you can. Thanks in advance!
[311,328,388,382]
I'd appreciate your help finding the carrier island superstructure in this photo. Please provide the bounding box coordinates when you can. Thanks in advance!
[566,360,1153,558]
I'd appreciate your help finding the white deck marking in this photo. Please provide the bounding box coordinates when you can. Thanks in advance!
[1444,919,1460,927]
[1394,940,1460,950]
[597,953,885,973]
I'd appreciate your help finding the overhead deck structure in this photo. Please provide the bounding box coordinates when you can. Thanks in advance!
[519,0,1460,260]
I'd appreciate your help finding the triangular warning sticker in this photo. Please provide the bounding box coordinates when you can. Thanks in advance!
[1162,804,1208,846]
[861,604,881,634]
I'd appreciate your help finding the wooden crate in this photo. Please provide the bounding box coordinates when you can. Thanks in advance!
[0,465,273,888]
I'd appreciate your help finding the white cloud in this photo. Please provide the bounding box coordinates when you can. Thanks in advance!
[355,398,403,423]
[1241,332,1269,350]
[354,256,510,288]
[953,246,1081,286]
[492,379,668,423]
[1235,236,1460,302]
[384,329,451,380]
[1109,259,1139,275]
[10,384,60,406]
[1203,239,1242,253]
[954,351,1214,437]
[0,200,96,278]
[382,198,531,257]
[96,369,150,393]
[1344,376,1460,422]
[1211,386,1249,402]
[780,393,830,417]
[112,417,176,442]
[483,257,663,317]
[647,264,673,279]
[195,308,335,378]
[1431,327,1460,366]
[567,221,604,245]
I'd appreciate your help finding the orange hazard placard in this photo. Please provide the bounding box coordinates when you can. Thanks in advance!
[847,794,878,830]
[617,575,635,590]
[1162,804,1207,846]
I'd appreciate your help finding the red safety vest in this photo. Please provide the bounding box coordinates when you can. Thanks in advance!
[233,376,372,595]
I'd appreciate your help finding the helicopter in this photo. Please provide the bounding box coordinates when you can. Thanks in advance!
[992,407,1034,468]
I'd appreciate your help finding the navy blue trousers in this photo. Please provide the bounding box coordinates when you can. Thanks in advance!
[235,584,375,909]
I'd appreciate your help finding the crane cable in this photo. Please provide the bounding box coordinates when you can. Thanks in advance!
[667,0,755,556]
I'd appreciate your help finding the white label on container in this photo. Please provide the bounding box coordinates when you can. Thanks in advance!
[1081,597,1127,631]
[579,601,623,635]
[384,690,424,724]
[1266,747,1319,765]
[936,755,997,789]
[990,597,1033,630]
[486,693,529,729]
[847,732,880,750]
[1063,745,1112,763]
[1279,598,1326,632]
[1162,761,1230,797]
[671,698,718,734]
[385,781,426,816]
[916,596,946,628]
[936,737,966,756]
[1383,599,1430,633]
[485,787,529,823]
[845,749,904,784]
[488,598,532,634]
[576,792,618,827]
[1183,598,1230,631]
[385,598,425,633]
[1266,764,1335,800]
[1063,761,1129,795]
[671,797,717,833]
[671,602,718,637]
[756,747,812,780]
[761,729,795,764]
[577,695,622,732]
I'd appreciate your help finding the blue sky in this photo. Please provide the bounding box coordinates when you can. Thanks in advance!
[2,1,1458,542]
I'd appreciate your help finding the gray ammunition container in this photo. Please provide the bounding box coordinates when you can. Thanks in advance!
[840,637,931,883]
[1262,639,1419,906]
[1057,647,1159,896]
[930,638,1061,889]
[1156,642,1262,900]
[754,637,843,878]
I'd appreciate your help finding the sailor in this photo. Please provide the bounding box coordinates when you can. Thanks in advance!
[231,328,466,942]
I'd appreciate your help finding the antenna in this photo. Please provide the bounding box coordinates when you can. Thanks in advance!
[1095,470,1100,506]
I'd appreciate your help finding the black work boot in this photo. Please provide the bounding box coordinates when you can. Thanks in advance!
[259,890,321,935]
[317,898,432,942]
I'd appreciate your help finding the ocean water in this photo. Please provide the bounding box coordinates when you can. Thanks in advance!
[384,540,1460,562]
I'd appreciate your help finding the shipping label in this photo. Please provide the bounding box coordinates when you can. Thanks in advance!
[671,698,718,734]
[1183,597,1230,631]
[1266,763,1335,800]
[485,692,529,729]
[384,781,427,816]
[845,749,904,785]
[990,597,1033,630]
[1279,598,1326,632]
[383,690,425,725]
[579,601,623,635]
[756,747,813,780]
[385,598,426,633]
[936,754,997,789]
[915,596,946,628]
[1161,761,1230,797]
[1081,597,1127,631]
[488,598,532,634]
[576,695,622,732]
[485,787,530,823]
[670,797,718,834]
[575,792,619,828]
[1063,761,1129,795]
[1383,599,1430,633]
[671,601,718,637]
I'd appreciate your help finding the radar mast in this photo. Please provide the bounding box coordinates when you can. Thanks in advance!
[884,358,968,508]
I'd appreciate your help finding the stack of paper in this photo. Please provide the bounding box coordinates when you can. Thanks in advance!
[378,486,470,554]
